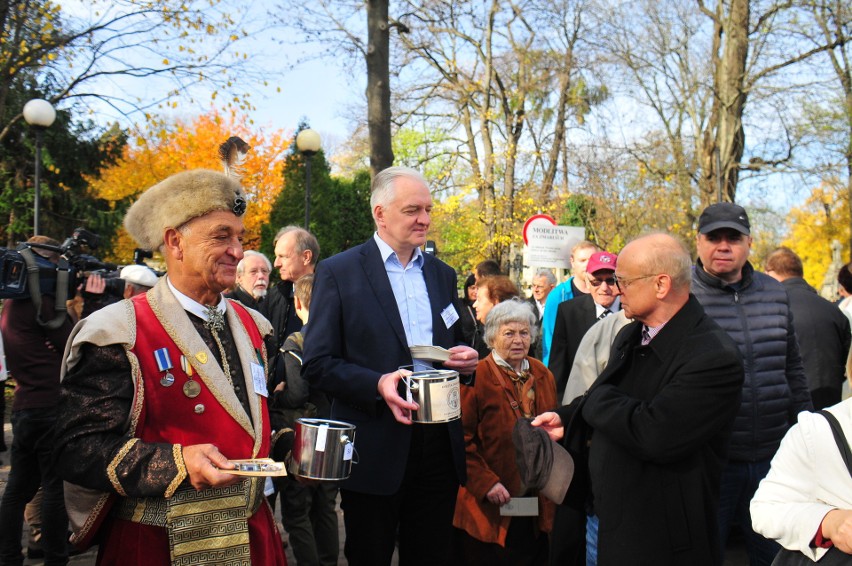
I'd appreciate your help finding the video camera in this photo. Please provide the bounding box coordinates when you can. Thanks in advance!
[0,228,122,301]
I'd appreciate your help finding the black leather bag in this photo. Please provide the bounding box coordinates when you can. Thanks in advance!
[771,411,852,565]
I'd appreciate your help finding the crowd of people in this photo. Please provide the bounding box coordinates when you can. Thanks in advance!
[0,163,850,566]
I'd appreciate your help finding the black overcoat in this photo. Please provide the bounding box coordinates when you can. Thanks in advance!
[557,295,744,565]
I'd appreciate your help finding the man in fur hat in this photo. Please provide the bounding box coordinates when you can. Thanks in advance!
[54,170,287,565]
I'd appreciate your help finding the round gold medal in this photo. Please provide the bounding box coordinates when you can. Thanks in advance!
[183,379,202,398]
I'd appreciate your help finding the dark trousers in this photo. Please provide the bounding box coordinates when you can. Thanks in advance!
[454,518,549,566]
[548,505,586,566]
[717,460,780,566]
[280,476,339,566]
[0,408,68,566]
[340,423,459,566]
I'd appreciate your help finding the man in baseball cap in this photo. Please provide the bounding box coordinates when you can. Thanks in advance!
[55,169,286,565]
[695,202,752,285]
[697,202,750,236]
[549,251,620,396]
[692,202,810,564]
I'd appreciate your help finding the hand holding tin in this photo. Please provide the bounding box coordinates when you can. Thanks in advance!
[377,368,419,425]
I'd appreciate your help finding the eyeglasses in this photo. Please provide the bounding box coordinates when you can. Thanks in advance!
[587,276,616,288]
[613,273,656,292]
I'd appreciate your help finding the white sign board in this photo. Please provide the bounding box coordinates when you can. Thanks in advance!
[522,215,585,269]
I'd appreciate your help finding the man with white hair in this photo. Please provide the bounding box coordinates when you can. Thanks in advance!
[227,251,279,361]
[232,251,272,304]
[529,268,556,321]
[528,269,556,358]
[303,166,478,566]
[54,169,286,565]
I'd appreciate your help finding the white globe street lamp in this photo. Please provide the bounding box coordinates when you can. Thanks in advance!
[295,128,321,229]
[23,99,56,236]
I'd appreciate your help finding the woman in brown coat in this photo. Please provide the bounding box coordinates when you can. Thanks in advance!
[453,299,557,565]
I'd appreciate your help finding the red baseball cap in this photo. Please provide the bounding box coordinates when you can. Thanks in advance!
[586,251,617,274]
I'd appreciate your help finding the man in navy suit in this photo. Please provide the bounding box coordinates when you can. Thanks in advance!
[302,166,478,566]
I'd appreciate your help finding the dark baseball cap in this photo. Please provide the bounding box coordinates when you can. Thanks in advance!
[698,203,750,236]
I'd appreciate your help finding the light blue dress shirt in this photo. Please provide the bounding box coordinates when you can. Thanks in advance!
[373,233,433,371]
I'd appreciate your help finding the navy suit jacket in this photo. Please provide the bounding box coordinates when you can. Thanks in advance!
[302,237,467,495]
[548,293,597,395]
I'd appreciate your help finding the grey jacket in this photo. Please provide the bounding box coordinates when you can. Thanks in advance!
[691,260,812,461]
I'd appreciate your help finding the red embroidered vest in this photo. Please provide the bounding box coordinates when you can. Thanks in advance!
[130,295,270,459]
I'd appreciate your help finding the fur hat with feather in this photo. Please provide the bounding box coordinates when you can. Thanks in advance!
[123,169,247,250]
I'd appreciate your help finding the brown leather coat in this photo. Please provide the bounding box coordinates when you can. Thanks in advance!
[453,354,557,546]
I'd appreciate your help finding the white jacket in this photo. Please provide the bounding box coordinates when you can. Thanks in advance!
[751,399,852,562]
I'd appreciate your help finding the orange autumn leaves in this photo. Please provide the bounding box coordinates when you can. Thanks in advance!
[88,109,291,262]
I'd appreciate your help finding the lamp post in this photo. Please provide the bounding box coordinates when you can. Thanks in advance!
[23,99,56,236]
[295,128,321,229]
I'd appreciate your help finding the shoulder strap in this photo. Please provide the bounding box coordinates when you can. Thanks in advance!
[19,247,70,330]
[818,410,852,477]
[283,332,304,352]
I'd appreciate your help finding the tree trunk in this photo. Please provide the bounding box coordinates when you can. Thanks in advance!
[366,0,394,177]
[700,0,749,203]
[541,67,572,201]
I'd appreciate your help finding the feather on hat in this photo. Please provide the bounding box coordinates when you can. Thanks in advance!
[123,169,247,250]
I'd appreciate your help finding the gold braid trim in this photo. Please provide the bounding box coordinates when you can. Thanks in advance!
[166,444,187,499]
[270,427,294,456]
[121,300,145,438]
[67,490,113,546]
[228,302,264,458]
[107,438,140,496]
[125,349,144,434]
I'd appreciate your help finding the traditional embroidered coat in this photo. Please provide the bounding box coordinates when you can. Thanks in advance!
[56,278,285,565]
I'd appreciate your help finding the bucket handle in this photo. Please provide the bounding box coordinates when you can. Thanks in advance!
[402,374,420,404]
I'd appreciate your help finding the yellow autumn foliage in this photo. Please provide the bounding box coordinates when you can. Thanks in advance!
[782,180,850,288]
[87,108,291,262]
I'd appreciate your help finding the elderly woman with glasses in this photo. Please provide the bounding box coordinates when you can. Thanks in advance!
[452,299,557,565]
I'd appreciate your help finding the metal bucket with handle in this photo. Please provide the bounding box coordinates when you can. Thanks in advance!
[288,418,357,480]
[405,369,461,424]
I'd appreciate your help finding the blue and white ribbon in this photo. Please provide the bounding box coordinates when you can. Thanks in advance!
[154,348,173,372]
